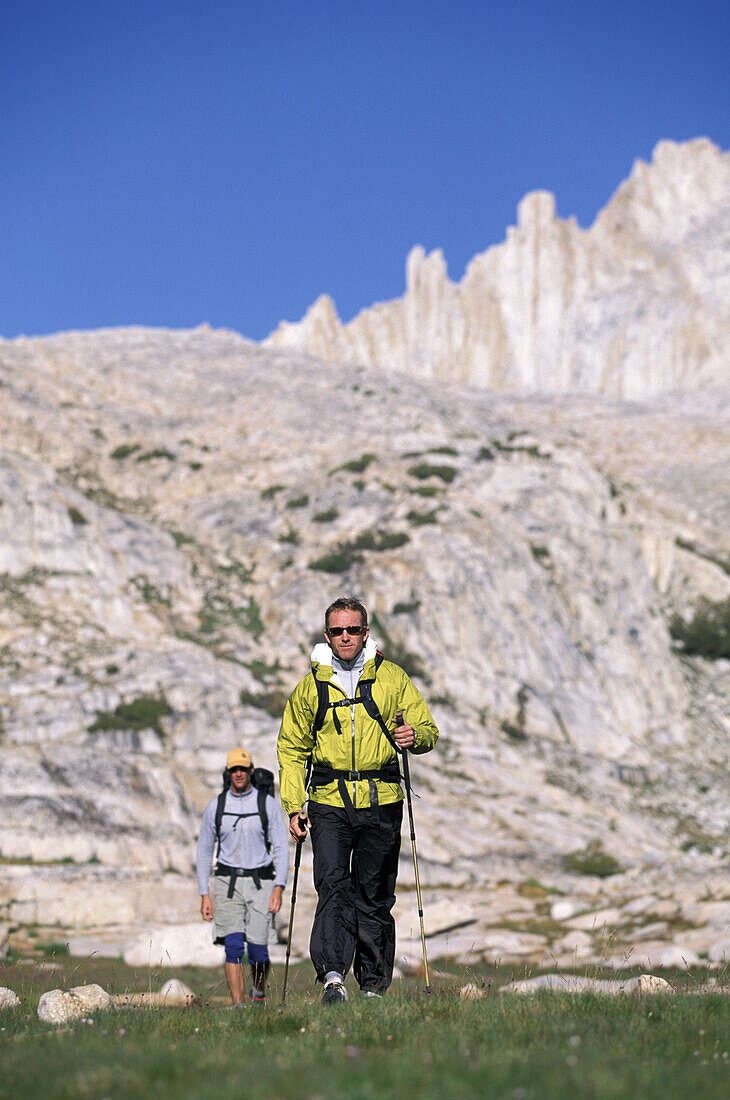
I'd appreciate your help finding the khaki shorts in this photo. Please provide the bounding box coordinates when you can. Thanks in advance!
[213,873,274,947]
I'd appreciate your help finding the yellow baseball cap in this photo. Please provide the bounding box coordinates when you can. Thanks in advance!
[226,748,253,770]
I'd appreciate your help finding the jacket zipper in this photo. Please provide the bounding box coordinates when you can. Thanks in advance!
[351,701,357,805]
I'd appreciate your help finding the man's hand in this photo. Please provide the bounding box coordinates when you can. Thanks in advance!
[200,894,213,922]
[393,712,415,750]
[269,885,283,914]
[289,811,310,842]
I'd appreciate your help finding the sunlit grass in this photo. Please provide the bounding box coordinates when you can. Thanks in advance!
[1,955,729,1099]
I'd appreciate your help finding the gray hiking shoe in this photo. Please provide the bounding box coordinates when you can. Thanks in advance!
[322,981,349,1005]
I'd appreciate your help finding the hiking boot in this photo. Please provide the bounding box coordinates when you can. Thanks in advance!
[322,981,349,1005]
[361,989,383,999]
[250,990,266,1006]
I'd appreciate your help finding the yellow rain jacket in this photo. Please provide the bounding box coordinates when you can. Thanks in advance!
[277,640,439,816]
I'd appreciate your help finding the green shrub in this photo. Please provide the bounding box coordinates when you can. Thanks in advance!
[110,443,140,460]
[310,548,364,573]
[261,484,284,499]
[310,530,409,572]
[132,575,171,607]
[88,693,171,737]
[248,659,282,683]
[476,445,495,461]
[392,600,420,615]
[530,544,551,564]
[492,437,543,459]
[564,840,623,878]
[670,597,730,659]
[239,687,288,718]
[68,506,88,526]
[135,448,176,462]
[286,494,309,509]
[335,453,376,474]
[41,941,70,957]
[313,508,339,523]
[353,530,409,552]
[407,462,457,483]
[406,508,440,526]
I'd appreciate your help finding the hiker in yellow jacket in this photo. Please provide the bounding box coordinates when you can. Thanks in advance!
[277,596,438,1003]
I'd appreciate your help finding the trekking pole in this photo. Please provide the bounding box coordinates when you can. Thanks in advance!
[396,710,432,994]
[281,762,311,1008]
[280,819,306,1007]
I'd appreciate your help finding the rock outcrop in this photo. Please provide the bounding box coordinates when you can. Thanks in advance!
[1,198,729,969]
[266,139,730,399]
[500,973,673,995]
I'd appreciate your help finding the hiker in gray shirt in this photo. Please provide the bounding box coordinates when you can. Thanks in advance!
[196,747,288,1006]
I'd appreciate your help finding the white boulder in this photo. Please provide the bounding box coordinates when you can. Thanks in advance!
[0,987,21,1009]
[123,923,225,968]
[708,936,730,964]
[158,978,196,1004]
[37,983,113,1024]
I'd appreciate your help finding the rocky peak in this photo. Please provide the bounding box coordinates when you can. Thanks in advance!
[264,138,729,398]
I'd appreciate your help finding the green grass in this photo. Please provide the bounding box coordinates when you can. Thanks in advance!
[563,840,624,878]
[0,954,728,1099]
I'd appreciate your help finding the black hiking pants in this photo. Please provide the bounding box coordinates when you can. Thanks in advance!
[308,800,403,994]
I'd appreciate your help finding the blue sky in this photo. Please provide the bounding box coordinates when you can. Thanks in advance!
[1,0,728,341]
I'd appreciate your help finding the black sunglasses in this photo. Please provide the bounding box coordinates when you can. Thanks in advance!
[327,625,366,637]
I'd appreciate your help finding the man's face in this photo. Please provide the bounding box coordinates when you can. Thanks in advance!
[229,766,252,793]
[325,608,369,662]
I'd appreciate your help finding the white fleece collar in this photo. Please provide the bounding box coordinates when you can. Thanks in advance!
[311,636,379,668]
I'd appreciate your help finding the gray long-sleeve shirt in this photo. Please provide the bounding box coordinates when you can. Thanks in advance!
[196,786,289,895]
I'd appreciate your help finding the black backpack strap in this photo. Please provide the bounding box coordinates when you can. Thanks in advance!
[311,671,329,736]
[257,786,270,852]
[214,789,227,859]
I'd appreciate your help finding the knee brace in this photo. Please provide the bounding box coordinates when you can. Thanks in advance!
[224,932,246,964]
[247,941,269,966]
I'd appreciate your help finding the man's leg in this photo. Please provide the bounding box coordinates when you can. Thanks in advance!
[248,942,269,1002]
[309,803,358,983]
[223,933,246,1004]
[242,877,274,1003]
[352,801,403,994]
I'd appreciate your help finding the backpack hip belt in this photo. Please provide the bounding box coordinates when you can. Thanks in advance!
[216,861,275,898]
[310,762,401,786]
[310,761,402,826]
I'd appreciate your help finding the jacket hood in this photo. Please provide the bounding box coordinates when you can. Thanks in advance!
[311,637,379,670]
